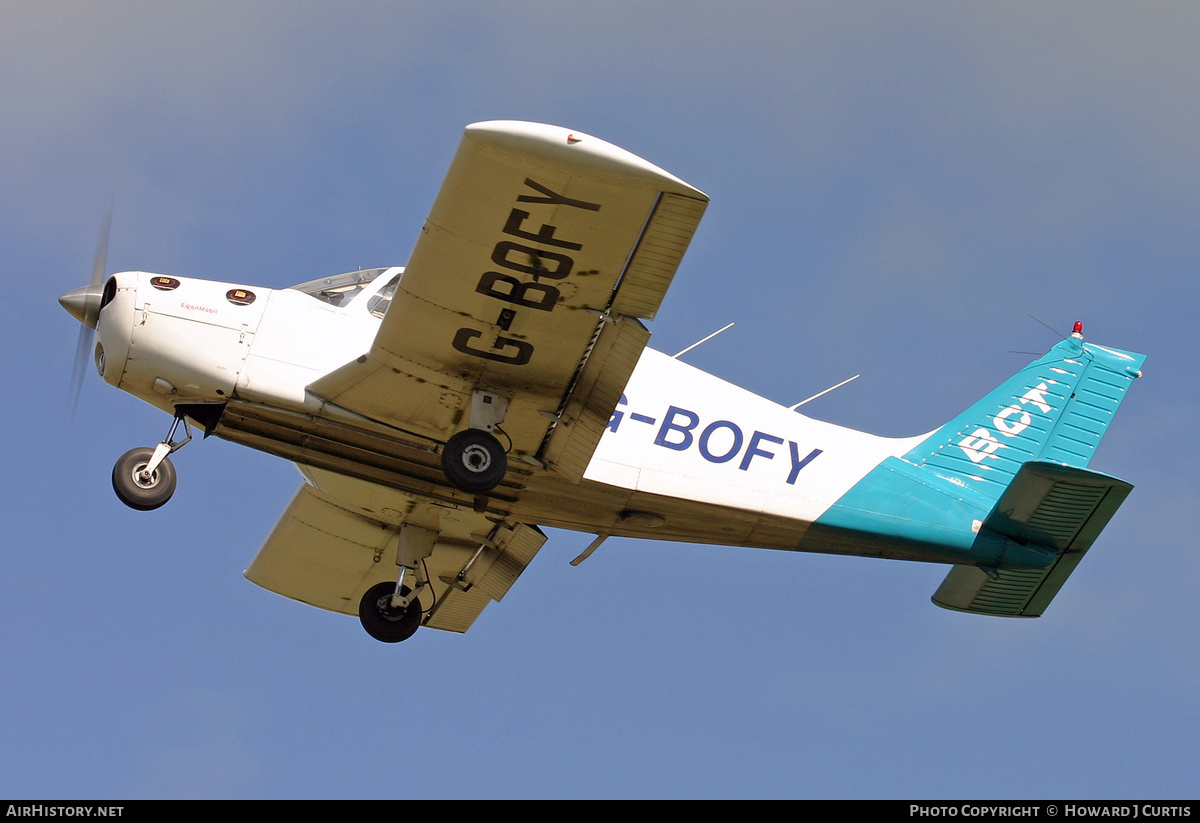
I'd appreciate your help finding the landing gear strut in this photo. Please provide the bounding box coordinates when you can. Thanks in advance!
[111,414,191,511]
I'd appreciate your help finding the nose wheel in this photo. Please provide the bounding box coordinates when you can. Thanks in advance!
[111,413,192,511]
[112,447,177,510]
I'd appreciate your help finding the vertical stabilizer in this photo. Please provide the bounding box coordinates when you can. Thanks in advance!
[807,328,1145,578]
[908,330,1145,504]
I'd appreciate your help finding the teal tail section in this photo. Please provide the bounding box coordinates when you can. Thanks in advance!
[806,331,1145,616]
[907,332,1145,499]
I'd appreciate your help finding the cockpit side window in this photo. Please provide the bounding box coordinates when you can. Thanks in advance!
[289,268,387,306]
[367,273,402,319]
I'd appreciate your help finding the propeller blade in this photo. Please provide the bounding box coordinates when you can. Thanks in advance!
[69,324,94,414]
[67,207,112,415]
[90,206,111,287]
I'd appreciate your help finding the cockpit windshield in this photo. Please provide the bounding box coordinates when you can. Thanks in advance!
[289,268,388,307]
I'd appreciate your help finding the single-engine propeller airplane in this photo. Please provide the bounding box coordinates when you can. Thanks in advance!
[60,121,1145,643]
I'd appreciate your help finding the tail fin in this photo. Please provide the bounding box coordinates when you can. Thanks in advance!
[907,328,1145,504]
[808,327,1145,617]
[919,328,1145,617]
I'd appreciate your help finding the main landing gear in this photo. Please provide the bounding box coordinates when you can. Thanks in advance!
[441,429,507,493]
[358,524,437,643]
[111,414,191,511]
[358,582,422,643]
[438,390,510,494]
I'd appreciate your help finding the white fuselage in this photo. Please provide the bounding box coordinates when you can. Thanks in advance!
[585,349,923,524]
[95,270,390,418]
[94,268,926,552]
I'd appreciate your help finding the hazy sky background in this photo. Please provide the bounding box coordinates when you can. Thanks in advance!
[3,2,1197,798]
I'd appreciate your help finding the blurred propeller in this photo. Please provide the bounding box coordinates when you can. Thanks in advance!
[61,206,112,414]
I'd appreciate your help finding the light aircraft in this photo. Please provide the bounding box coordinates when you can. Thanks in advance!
[60,121,1145,643]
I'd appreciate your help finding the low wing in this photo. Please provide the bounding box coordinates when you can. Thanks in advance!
[245,482,546,633]
[310,121,707,481]
[932,462,1133,617]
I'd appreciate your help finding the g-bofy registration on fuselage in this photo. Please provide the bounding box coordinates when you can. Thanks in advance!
[59,122,1145,642]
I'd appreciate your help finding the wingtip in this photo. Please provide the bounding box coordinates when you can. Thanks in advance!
[462,120,707,198]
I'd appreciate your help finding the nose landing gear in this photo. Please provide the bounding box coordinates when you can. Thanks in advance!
[111,414,191,511]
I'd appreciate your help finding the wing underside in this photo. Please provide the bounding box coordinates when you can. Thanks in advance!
[250,122,709,637]
[245,482,546,633]
[309,121,707,481]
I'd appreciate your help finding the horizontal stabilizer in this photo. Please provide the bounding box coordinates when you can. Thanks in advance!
[932,462,1132,617]
[985,461,1133,551]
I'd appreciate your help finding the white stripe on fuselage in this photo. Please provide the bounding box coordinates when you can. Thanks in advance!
[584,349,927,524]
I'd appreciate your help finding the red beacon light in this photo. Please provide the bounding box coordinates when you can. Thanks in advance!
[1071,321,1084,338]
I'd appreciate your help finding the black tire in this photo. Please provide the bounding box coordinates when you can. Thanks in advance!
[358,582,422,643]
[441,429,507,493]
[112,447,177,511]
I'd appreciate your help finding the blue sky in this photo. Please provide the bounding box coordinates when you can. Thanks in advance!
[3,2,1198,798]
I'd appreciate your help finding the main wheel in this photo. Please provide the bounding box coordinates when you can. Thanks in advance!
[112,447,177,511]
[441,429,507,493]
[358,582,422,643]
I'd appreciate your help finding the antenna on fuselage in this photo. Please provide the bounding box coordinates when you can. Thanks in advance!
[788,374,860,411]
[671,322,734,359]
